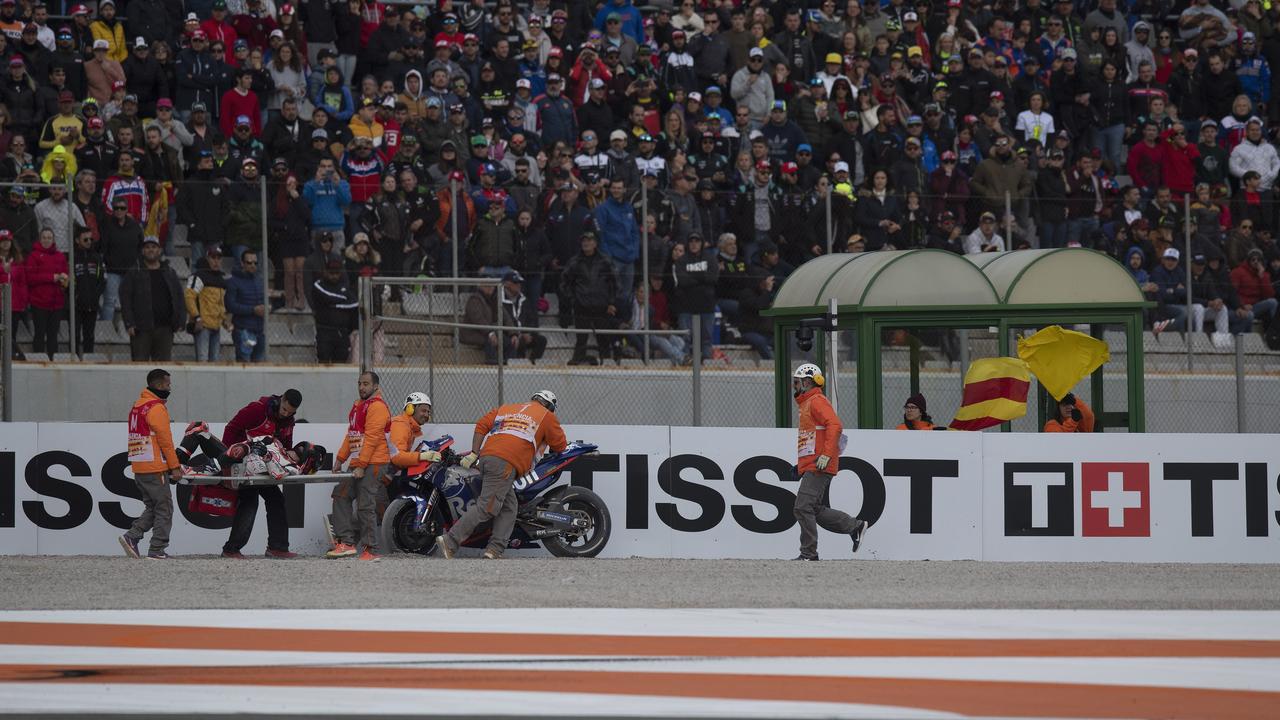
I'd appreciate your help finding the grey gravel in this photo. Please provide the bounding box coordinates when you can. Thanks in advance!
[3,557,1279,610]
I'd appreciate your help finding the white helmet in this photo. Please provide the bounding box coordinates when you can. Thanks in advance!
[404,391,432,414]
[792,363,825,387]
[532,390,558,412]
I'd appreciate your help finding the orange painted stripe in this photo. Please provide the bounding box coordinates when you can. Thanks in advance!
[0,664,1275,720]
[3,622,1279,658]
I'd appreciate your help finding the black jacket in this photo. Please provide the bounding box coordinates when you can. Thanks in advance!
[122,55,167,117]
[311,276,358,332]
[72,248,105,313]
[176,171,230,249]
[672,247,719,314]
[120,261,186,332]
[563,250,617,310]
[101,215,144,273]
[261,115,310,166]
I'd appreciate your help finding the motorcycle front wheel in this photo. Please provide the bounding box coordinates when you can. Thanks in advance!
[381,497,446,556]
[542,487,611,558]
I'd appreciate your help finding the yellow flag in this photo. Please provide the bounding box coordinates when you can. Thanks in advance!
[1017,326,1110,401]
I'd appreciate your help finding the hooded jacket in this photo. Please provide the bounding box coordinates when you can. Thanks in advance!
[24,242,67,312]
[397,70,428,118]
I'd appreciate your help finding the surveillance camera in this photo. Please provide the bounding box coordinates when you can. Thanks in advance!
[796,326,814,352]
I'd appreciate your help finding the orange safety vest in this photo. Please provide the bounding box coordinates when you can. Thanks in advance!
[127,389,178,474]
[337,392,390,467]
[475,401,568,475]
[795,387,841,475]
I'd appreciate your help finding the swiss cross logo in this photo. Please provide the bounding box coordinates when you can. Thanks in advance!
[1081,463,1151,537]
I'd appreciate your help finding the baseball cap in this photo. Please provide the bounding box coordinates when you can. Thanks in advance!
[141,235,161,246]
[833,161,850,173]
[609,129,627,141]
[589,78,605,89]
[706,85,721,95]
[1163,248,1180,260]
[780,161,798,175]
[772,100,786,111]
[87,117,104,129]
[502,270,524,284]
[825,52,842,64]
[1192,253,1207,263]
[58,90,74,102]
[471,134,488,146]
[907,115,923,125]
[797,143,812,153]
[123,93,137,103]
[157,97,173,108]
[93,39,109,50]
[516,78,531,89]
[749,47,764,58]
[311,128,328,139]
[941,150,958,161]
[755,159,772,172]
[1060,48,1077,60]
[272,157,288,168]
[241,157,258,167]
[908,46,923,58]
[235,115,251,127]
[904,11,918,21]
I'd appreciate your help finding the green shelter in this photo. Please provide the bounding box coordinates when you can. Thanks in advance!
[765,248,1151,431]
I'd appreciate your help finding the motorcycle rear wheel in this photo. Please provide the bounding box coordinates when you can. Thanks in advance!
[542,487,611,558]
[381,497,446,556]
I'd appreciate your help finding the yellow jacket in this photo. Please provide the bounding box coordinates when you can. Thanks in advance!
[90,20,128,63]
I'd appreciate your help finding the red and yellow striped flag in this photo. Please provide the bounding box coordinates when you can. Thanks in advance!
[949,358,1031,431]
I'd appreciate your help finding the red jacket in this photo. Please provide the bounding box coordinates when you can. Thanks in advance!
[1160,135,1199,197]
[223,394,296,447]
[0,259,29,312]
[1126,140,1165,190]
[795,387,842,475]
[1230,262,1275,307]
[199,19,239,64]
[219,89,262,138]
[24,243,67,312]
[567,58,611,107]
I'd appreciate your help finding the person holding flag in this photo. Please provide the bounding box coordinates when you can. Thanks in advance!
[791,363,867,561]
[1044,393,1095,433]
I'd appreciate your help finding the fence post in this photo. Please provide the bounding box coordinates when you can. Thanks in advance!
[825,188,833,254]
[827,297,838,413]
[641,181,650,362]
[66,194,77,359]
[358,275,372,372]
[495,284,504,407]
[1004,191,1013,246]
[1184,195,1193,372]
[450,177,460,362]
[260,176,270,357]
[2,283,10,421]
[1235,332,1247,433]
[427,288,435,404]
[692,314,702,427]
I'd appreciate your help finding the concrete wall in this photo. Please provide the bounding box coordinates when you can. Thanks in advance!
[8,363,1279,432]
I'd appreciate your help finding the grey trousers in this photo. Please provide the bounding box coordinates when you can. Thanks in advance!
[331,464,389,551]
[444,456,518,557]
[127,472,173,554]
[794,471,859,559]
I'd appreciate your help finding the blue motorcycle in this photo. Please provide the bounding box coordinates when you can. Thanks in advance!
[379,436,611,558]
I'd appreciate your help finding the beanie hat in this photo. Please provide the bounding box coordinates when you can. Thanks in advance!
[906,393,927,414]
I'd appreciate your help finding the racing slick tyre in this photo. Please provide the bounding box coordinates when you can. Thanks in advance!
[381,497,447,555]
[542,486,611,558]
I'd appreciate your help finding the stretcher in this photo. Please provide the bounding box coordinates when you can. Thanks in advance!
[179,472,357,487]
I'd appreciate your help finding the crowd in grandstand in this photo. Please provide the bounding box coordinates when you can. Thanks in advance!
[1,0,1279,364]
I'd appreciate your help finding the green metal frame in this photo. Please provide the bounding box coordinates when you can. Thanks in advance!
[770,305,1149,432]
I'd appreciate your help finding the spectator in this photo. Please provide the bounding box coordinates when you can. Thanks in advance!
[33,181,84,253]
[70,227,102,355]
[595,177,640,305]
[226,249,267,362]
[24,228,68,360]
[274,171,312,310]
[1229,119,1280,200]
[184,244,228,363]
[965,211,1007,254]
[311,258,357,363]
[499,271,546,364]
[459,281,511,365]
[469,192,517,274]
[0,230,27,357]
[100,196,143,325]
[970,135,1031,218]
[1036,150,1070,248]
[1230,248,1277,333]
[303,155,351,249]
[562,229,618,365]
[731,48,774,126]
[737,271,775,360]
[672,232,719,361]
[120,236,184,361]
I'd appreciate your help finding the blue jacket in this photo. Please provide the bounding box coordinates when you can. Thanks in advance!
[1236,55,1271,105]
[761,120,809,162]
[594,1,644,44]
[312,81,355,122]
[1150,262,1187,306]
[303,177,351,230]
[534,93,577,148]
[594,196,640,264]
[225,269,264,332]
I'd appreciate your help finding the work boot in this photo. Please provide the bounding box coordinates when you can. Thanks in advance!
[435,535,455,559]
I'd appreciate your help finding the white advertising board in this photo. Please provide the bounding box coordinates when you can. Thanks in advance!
[0,422,1276,561]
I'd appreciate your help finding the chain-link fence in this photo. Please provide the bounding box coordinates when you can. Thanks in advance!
[3,171,1278,431]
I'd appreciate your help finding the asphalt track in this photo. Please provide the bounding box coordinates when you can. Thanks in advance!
[3,556,1279,610]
